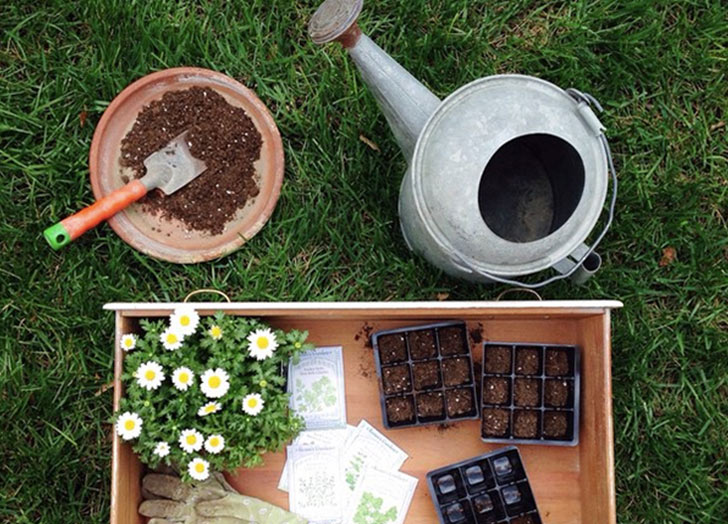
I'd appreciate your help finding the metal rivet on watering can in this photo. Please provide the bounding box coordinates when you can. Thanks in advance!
[310,0,617,287]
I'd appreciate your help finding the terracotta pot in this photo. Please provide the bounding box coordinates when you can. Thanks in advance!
[89,67,284,263]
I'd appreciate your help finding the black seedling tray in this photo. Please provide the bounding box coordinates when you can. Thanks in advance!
[427,446,542,524]
[371,321,479,429]
[480,342,580,446]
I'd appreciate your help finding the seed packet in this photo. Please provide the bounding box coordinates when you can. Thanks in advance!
[288,445,345,524]
[343,466,418,524]
[278,425,357,492]
[288,346,347,430]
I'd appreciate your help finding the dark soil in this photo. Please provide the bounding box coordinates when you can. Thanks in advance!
[545,348,570,376]
[472,493,494,513]
[445,388,474,417]
[513,410,540,438]
[378,334,407,365]
[484,346,512,374]
[513,378,540,407]
[469,323,484,344]
[544,379,570,407]
[408,330,437,360]
[438,326,467,356]
[412,360,441,390]
[356,322,374,348]
[382,364,411,395]
[416,391,445,418]
[386,396,415,424]
[120,86,262,235]
[511,516,536,524]
[543,411,569,438]
[482,408,510,436]
[442,357,471,387]
[515,347,541,375]
[483,377,510,405]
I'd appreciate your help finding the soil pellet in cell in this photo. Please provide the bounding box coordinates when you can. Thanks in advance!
[412,360,441,390]
[408,330,437,360]
[378,334,407,365]
[514,378,540,407]
[382,364,411,395]
[483,377,510,405]
[482,408,510,437]
[120,86,262,235]
[442,357,471,387]
[544,379,570,407]
[543,411,569,438]
[501,485,522,505]
[484,346,511,374]
[416,391,445,418]
[545,348,570,376]
[445,388,474,417]
[511,516,537,524]
[515,347,541,375]
[464,465,485,486]
[438,326,467,356]
[472,493,494,514]
[445,502,467,523]
[385,396,415,424]
[513,410,540,439]
[436,474,457,495]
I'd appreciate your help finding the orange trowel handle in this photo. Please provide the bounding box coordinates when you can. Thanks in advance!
[43,180,148,250]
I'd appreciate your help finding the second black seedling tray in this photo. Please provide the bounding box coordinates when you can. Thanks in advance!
[427,446,542,524]
[481,342,581,446]
[371,321,479,429]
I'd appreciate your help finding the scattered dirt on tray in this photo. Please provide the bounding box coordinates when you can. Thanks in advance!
[408,330,437,360]
[438,326,467,356]
[442,357,471,387]
[543,411,568,438]
[545,348,570,376]
[412,360,441,390]
[120,86,262,235]
[382,364,411,395]
[483,377,510,405]
[354,322,374,348]
[386,396,415,424]
[437,423,454,433]
[482,408,510,437]
[514,378,540,407]
[469,323,484,344]
[544,379,570,407]
[513,410,539,438]
[377,333,407,365]
[515,347,540,375]
[445,388,474,417]
[416,391,445,418]
[484,346,512,374]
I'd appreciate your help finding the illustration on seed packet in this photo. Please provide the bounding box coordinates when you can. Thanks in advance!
[288,445,345,524]
[344,466,418,524]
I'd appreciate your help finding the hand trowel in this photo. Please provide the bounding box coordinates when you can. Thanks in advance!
[44,131,207,250]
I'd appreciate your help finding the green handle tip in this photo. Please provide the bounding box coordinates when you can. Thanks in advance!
[44,223,71,250]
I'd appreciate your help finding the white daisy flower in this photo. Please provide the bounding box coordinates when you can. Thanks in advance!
[179,429,203,453]
[172,367,194,391]
[160,328,183,351]
[115,412,142,440]
[153,441,170,458]
[198,401,221,417]
[204,434,225,454]
[209,325,223,340]
[247,328,278,361]
[242,393,264,416]
[199,368,230,399]
[188,457,210,481]
[120,334,137,352]
[135,361,165,391]
[170,306,200,336]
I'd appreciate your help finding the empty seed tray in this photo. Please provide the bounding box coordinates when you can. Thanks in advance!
[481,342,580,446]
[427,446,542,524]
[371,321,479,429]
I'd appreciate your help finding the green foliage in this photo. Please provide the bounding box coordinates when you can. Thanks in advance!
[353,492,397,524]
[114,312,313,480]
[294,375,337,412]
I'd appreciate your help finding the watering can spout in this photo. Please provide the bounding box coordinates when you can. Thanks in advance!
[309,0,441,160]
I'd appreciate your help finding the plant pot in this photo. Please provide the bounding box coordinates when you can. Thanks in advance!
[89,67,284,263]
[371,321,479,429]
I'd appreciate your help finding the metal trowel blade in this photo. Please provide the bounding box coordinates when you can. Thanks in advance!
[142,131,207,195]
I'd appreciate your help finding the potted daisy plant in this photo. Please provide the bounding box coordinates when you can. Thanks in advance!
[114,307,313,482]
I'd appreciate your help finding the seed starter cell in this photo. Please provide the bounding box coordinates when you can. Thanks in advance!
[481,342,580,446]
[427,447,542,524]
[372,321,479,428]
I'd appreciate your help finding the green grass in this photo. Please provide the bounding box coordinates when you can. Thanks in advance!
[1,0,726,522]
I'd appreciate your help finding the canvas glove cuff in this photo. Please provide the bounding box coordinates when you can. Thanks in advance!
[139,472,307,524]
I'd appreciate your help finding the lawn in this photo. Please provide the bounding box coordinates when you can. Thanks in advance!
[1,0,726,522]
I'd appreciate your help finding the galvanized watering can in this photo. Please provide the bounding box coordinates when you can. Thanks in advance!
[309,0,617,287]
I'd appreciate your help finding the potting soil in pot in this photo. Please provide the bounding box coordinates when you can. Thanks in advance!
[120,87,262,235]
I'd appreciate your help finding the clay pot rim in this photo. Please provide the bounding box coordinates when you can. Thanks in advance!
[89,67,285,264]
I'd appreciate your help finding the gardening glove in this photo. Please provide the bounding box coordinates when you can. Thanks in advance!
[139,472,308,524]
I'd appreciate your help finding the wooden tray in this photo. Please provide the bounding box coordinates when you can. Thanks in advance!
[105,300,621,524]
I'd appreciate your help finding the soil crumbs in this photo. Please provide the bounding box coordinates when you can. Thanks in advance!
[120,86,262,235]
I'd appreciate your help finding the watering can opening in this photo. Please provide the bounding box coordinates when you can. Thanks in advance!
[478,133,586,244]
